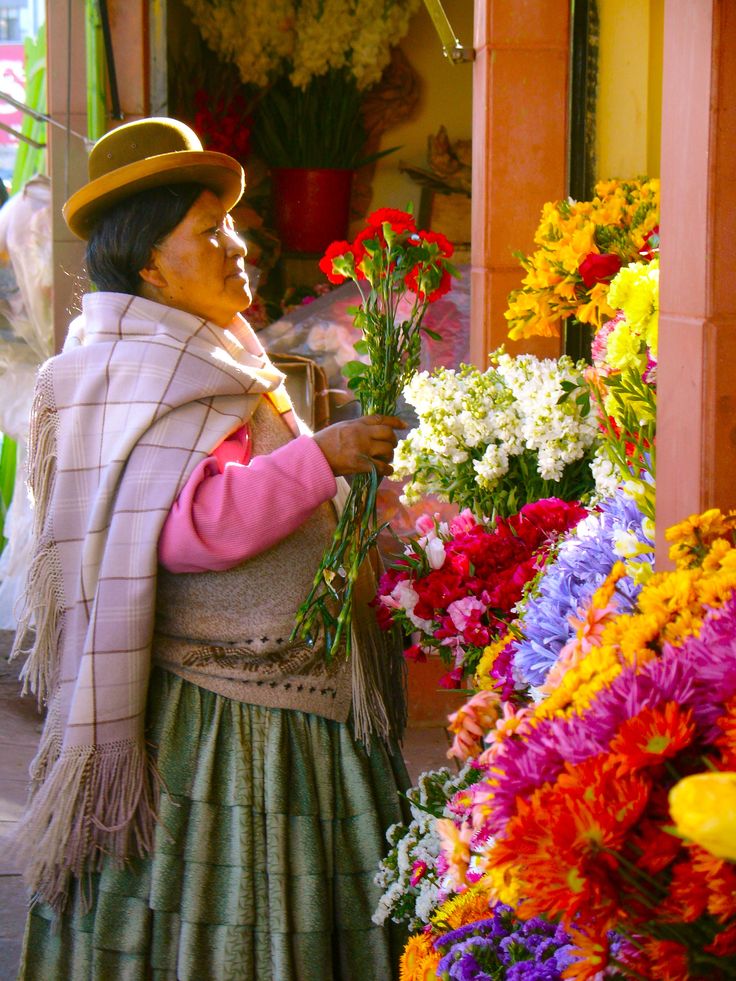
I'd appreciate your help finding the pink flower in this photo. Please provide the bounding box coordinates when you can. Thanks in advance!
[447,689,502,760]
[447,596,487,633]
[410,860,428,886]
[436,818,474,887]
[425,537,447,570]
[450,509,479,536]
[415,513,436,536]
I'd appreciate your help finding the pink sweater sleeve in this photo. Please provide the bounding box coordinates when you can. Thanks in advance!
[158,426,337,573]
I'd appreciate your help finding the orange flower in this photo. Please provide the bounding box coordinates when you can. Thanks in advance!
[639,938,690,981]
[436,819,474,888]
[610,702,696,774]
[562,927,610,981]
[399,932,440,981]
[447,689,502,761]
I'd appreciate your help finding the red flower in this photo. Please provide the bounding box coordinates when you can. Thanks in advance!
[318,240,354,284]
[403,644,427,663]
[415,228,454,258]
[578,252,622,288]
[367,207,416,234]
[405,265,453,303]
[438,666,464,689]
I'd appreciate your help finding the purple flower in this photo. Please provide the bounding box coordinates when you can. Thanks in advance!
[514,492,651,687]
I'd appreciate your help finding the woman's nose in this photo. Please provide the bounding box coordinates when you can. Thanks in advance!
[226,228,247,257]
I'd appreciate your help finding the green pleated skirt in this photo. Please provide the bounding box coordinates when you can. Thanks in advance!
[18,668,410,980]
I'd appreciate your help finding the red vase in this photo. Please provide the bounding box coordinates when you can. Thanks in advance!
[271,167,354,254]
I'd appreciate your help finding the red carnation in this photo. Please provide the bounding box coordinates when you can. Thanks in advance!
[319,240,354,284]
[367,207,416,234]
[578,252,622,288]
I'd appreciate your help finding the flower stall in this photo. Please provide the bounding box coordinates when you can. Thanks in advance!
[357,182,736,980]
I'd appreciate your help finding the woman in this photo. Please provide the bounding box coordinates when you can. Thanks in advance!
[14,117,409,980]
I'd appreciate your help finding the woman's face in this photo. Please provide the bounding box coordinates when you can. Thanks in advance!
[142,189,251,326]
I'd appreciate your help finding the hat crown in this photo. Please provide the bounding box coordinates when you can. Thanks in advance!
[88,118,204,182]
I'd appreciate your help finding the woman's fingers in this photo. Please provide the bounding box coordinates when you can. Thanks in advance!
[313,415,406,477]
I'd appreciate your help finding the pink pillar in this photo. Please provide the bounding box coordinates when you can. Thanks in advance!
[656,0,736,565]
[470,1,569,367]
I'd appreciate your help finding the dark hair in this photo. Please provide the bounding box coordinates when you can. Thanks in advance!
[85,182,204,294]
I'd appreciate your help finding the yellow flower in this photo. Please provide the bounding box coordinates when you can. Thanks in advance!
[669,772,736,861]
[431,881,495,932]
[399,932,440,981]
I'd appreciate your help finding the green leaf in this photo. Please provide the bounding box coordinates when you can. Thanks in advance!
[342,360,368,378]
[353,339,369,355]
[421,328,442,341]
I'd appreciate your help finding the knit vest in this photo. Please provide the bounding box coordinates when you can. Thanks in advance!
[152,397,353,721]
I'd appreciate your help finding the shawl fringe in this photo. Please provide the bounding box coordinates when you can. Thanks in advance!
[14,737,160,912]
[350,563,408,747]
[10,365,64,707]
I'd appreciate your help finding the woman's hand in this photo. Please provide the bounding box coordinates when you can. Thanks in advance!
[313,414,406,477]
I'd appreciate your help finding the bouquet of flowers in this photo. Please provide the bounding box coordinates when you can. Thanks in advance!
[372,764,481,931]
[429,508,736,979]
[292,207,457,659]
[392,352,599,520]
[588,255,659,522]
[504,178,659,341]
[373,498,588,683]
[180,0,420,89]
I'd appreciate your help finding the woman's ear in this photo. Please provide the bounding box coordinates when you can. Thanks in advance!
[138,248,168,289]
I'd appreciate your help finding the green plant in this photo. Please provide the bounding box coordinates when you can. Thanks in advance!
[252,68,396,169]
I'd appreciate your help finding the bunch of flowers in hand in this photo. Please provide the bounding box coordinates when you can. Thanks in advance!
[292,208,457,659]
[505,178,659,341]
[374,498,588,684]
[431,507,736,979]
[392,352,599,521]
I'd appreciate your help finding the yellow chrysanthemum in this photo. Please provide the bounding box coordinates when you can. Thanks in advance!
[431,880,496,932]
[399,932,440,981]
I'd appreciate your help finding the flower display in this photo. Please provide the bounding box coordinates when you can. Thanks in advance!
[180,0,420,89]
[373,764,482,931]
[374,498,588,682]
[510,489,654,689]
[292,208,457,659]
[426,509,736,978]
[392,353,599,520]
[504,178,659,341]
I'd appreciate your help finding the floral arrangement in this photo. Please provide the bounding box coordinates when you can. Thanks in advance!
[292,208,457,659]
[587,254,659,523]
[510,489,654,689]
[504,178,659,341]
[373,764,481,932]
[407,508,736,979]
[180,0,420,89]
[391,352,599,520]
[373,498,588,684]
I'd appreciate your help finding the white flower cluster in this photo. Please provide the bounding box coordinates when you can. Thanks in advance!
[392,353,599,514]
[372,765,473,930]
[181,0,420,89]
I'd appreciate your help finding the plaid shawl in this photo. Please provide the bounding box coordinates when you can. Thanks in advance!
[11,292,295,910]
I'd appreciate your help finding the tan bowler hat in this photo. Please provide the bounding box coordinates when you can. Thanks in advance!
[63,117,245,239]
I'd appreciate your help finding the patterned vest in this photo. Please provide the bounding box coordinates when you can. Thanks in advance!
[152,397,352,721]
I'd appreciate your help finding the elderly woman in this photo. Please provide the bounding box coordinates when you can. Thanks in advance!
[14,117,409,980]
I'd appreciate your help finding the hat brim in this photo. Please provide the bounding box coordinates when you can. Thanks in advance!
[63,150,245,240]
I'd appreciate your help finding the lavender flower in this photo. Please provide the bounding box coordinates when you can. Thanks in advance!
[435,904,574,980]
[513,492,652,687]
